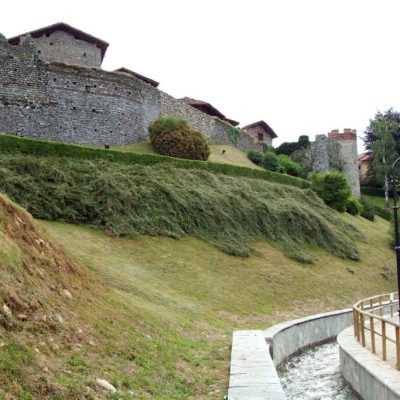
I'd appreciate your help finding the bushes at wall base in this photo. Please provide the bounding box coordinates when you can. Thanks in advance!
[247,150,263,165]
[346,196,363,216]
[310,171,351,212]
[148,116,210,161]
[262,152,280,172]
[277,154,304,177]
[360,199,375,221]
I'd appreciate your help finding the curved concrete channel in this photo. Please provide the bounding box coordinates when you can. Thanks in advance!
[227,306,400,399]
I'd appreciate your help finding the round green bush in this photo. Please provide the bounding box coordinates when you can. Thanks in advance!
[262,152,280,172]
[277,154,304,177]
[247,150,264,165]
[346,196,363,215]
[310,171,351,212]
[148,116,210,161]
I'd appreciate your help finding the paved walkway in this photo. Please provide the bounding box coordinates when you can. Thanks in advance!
[228,330,285,400]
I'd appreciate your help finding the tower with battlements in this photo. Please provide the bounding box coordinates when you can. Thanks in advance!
[311,129,360,197]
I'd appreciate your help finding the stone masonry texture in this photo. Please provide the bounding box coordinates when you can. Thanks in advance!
[0,34,261,152]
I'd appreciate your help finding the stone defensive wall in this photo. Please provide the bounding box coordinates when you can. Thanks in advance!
[0,35,259,151]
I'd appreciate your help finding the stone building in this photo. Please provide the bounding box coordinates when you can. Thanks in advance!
[242,121,278,145]
[7,22,108,69]
[358,153,373,178]
[0,22,276,152]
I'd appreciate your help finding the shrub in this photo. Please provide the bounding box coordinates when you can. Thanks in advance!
[360,198,375,221]
[262,152,280,172]
[226,126,241,147]
[148,116,210,161]
[310,171,351,212]
[247,150,264,165]
[346,196,363,215]
[261,143,274,153]
[277,154,304,177]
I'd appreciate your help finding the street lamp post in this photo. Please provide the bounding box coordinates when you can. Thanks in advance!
[392,158,400,321]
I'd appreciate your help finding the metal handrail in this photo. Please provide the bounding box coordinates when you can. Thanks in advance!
[353,293,400,369]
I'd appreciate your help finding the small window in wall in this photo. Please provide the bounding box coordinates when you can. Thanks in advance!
[257,133,264,141]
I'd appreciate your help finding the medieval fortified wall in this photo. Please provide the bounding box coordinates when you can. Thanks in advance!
[0,30,260,152]
[0,23,360,196]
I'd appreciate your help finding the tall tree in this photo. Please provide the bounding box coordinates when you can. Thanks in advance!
[364,108,400,153]
[370,118,398,208]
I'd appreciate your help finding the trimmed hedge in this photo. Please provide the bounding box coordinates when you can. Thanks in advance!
[0,133,310,189]
[361,186,394,198]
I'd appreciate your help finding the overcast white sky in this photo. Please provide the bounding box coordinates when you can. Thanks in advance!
[2,0,399,150]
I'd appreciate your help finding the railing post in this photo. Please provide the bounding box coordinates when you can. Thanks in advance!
[379,297,383,316]
[361,314,366,347]
[353,309,357,337]
[382,320,387,361]
[396,326,400,370]
[370,316,376,353]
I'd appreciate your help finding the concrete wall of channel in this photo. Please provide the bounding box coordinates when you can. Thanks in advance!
[228,309,353,399]
[263,308,353,367]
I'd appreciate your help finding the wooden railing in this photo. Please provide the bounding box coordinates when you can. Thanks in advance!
[353,293,400,369]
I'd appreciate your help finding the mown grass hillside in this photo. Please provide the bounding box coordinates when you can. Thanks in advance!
[0,194,396,398]
[41,212,395,399]
[114,142,263,170]
[0,154,362,260]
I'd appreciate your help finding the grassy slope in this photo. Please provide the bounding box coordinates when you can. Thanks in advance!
[112,142,262,170]
[362,194,392,208]
[0,154,360,260]
[0,193,397,399]
[40,213,396,399]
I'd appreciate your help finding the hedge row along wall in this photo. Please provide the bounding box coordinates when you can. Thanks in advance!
[0,134,310,189]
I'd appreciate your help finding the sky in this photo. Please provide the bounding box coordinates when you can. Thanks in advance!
[2,0,400,151]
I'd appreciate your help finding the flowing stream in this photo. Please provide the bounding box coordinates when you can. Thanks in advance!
[278,341,359,399]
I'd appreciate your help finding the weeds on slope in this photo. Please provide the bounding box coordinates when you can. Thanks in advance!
[0,155,363,261]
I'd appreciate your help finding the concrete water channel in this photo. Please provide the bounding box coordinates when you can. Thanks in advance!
[228,304,400,399]
[278,341,359,399]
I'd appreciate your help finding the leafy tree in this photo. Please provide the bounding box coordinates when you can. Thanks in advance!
[275,135,310,156]
[364,108,400,153]
[370,118,398,208]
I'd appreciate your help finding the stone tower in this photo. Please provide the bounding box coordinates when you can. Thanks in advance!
[311,134,330,172]
[328,129,360,198]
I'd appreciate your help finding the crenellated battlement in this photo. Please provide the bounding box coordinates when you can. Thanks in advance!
[328,129,357,142]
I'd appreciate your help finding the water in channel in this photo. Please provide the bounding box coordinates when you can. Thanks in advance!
[278,341,359,400]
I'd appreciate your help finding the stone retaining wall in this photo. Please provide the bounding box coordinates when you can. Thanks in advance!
[0,35,261,152]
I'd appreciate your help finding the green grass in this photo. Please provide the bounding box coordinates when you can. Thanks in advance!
[0,133,308,189]
[362,194,392,208]
[40,213,396,398]
[0,153,362,260]
[111,142,263,170]
[0,192,397,399]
